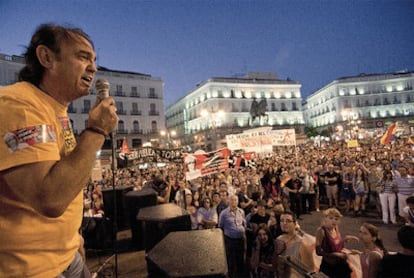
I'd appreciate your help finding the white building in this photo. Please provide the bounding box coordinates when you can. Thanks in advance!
[304,71,414,139]
[0,53,165,150]
[166,72,305,151]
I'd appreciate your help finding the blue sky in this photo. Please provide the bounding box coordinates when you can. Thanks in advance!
[1,0,413,107]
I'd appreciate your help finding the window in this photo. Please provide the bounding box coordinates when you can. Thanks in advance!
[118,120,125,131]
[116,84,123,96]
[292,102,297,111]
[393,96,399,104]
[149,88,156,98]
[117,120,127,134]
[83,100,91,113]
[116,102,125,114]
[149,103,158,115]
[151,120,157,132]
[133,120,140,133]
[232,103,239,112]
[132,139,142,148]
[68,103,76,113]
[131,86,139,97]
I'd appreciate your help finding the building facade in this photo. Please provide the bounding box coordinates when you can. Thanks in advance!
[0,53,165,150]
[2,52,413,153]
[166,72,305,151]
[304,71,414,140]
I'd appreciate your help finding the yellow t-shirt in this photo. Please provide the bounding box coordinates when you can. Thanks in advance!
[0,82,82,277]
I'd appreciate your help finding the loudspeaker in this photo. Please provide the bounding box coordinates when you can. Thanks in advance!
[125,187,157,249]
[102,185,133,230]
[137,203,191,252]
[146,229,228,277]
[81,216,112,250]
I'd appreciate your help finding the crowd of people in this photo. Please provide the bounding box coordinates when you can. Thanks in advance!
[82,136,414,277]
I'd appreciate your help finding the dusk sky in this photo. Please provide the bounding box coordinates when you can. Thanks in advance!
[1,0,413,107]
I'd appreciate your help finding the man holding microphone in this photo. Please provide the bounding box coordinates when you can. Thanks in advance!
[0,24,118,277]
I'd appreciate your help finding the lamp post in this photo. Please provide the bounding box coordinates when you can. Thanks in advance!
[160,129,176,149]
[341,110,361,140]
[200,109,224,151]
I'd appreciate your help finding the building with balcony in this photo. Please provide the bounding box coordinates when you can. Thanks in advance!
[0,53,165,150]
[2,52,413,153]
[304,71,414,139]
[166,72,305,151]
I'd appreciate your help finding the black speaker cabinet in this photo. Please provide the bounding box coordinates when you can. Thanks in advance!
[81,216,112,250]
[102,185,133,230]
[125,187,157,249]
[137,203,191,252]
[146,229,228,277]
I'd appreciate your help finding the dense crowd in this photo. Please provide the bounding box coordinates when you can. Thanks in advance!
[83,137,414,277]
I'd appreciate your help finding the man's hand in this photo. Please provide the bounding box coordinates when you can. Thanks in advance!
[88,97,118,135]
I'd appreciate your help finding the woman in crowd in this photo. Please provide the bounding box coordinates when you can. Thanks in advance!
[353,167,368,216]
[192,189,201,208]
[185,192,198,230]
[352,223,386,278]
[273,211,315,278]
[378,170,398,224]
[250,225,274,278]
[342,165,355,215]
[196,196,218,229]
[315,208,358,278]
[402,196,414,227]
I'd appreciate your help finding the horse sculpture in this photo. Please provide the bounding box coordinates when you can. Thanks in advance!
[249,99,268,126]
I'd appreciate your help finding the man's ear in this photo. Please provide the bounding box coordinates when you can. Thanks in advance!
[36,45,54,68]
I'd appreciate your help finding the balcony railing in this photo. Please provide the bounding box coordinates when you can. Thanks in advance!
[115,91,125,97]
[130,110,142,115]
[116,129,128,134]
[81,108,90,114]
[130,129,143,134]
[148,111,160,116]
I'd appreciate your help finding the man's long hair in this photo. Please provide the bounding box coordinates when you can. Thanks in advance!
[19,23,94,86]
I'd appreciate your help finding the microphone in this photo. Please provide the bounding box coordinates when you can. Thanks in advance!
[95,78,110,103]
[94,77,119,274]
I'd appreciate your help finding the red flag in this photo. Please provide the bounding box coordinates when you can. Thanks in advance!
[380,123,397,145]
[121,137,131,154]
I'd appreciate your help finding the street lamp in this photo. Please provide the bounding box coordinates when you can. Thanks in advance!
[160,129,176,149]
[341,110,362,140]
[200,109,224,151]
